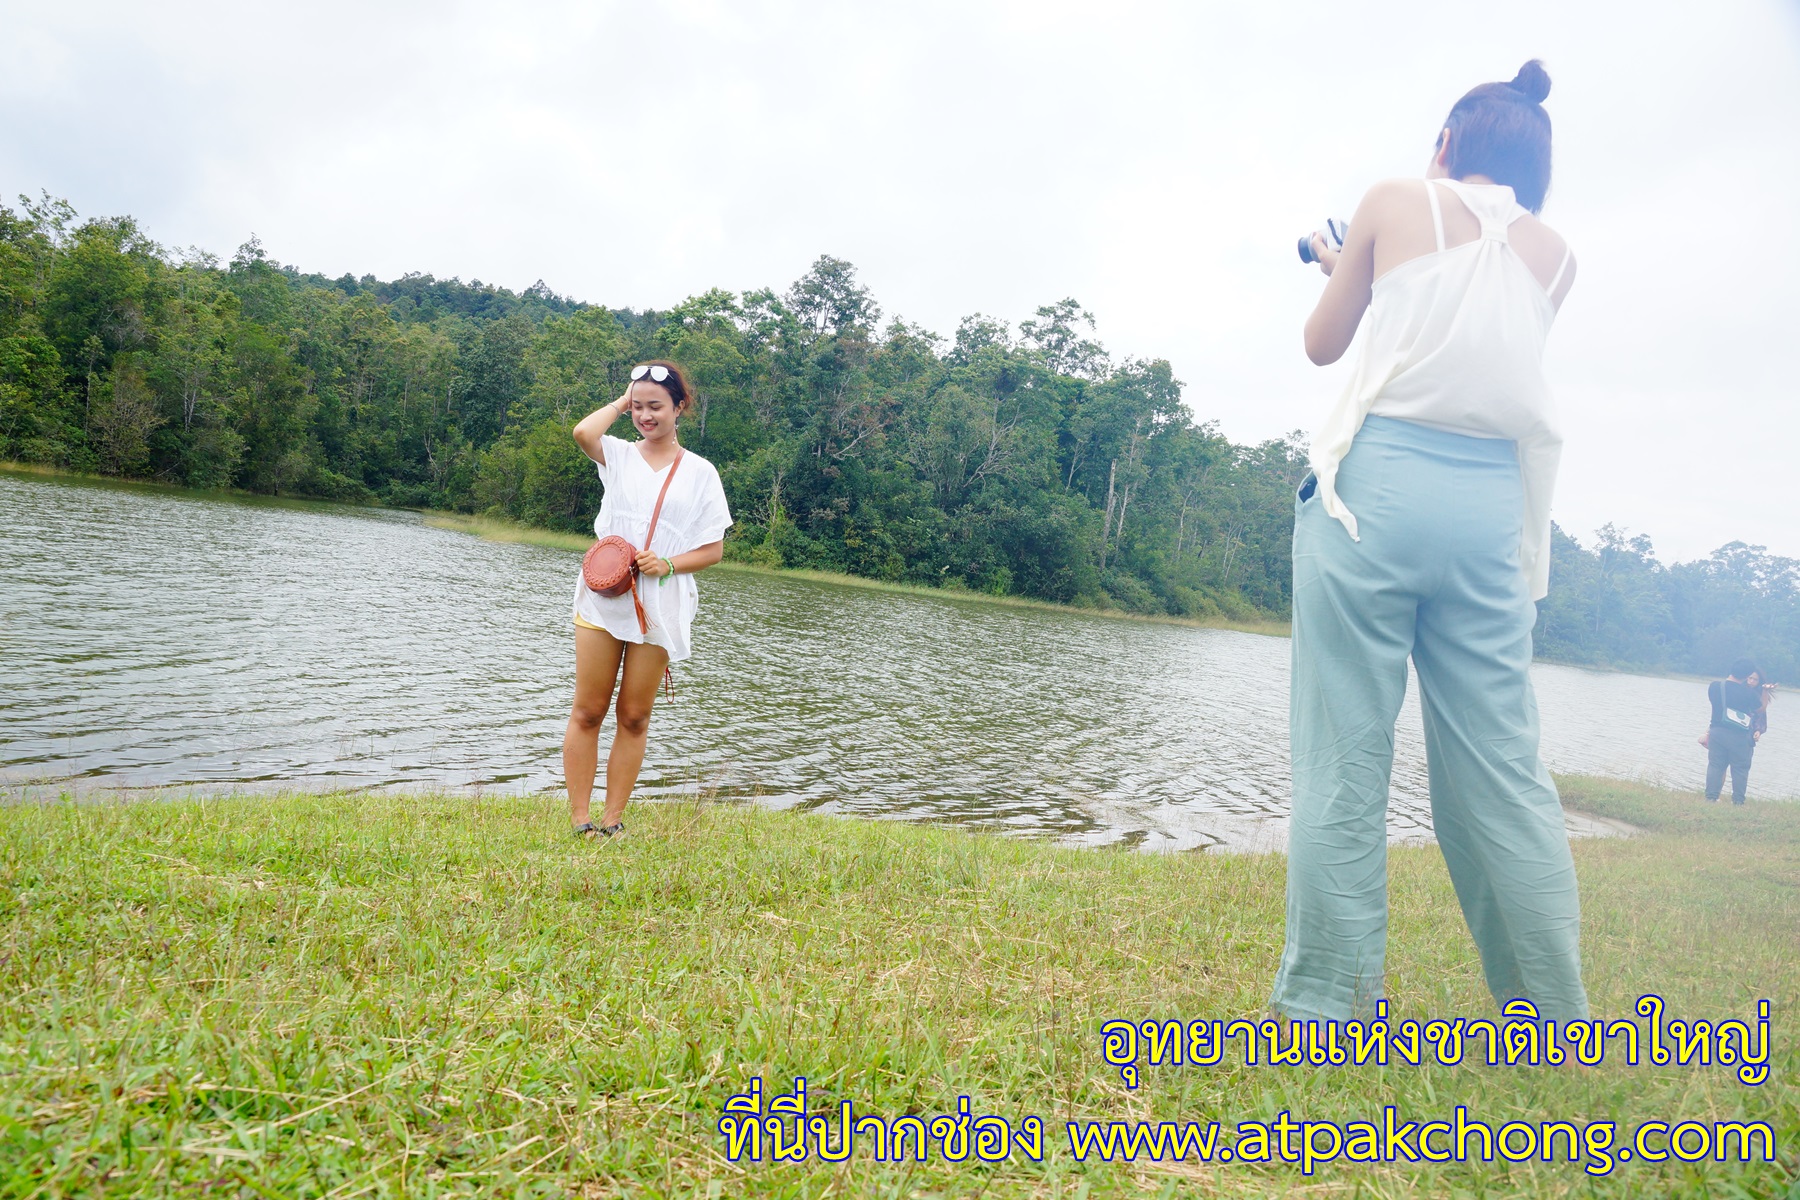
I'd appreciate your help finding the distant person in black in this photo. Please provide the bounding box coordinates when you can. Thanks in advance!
[1703,658,1762,804]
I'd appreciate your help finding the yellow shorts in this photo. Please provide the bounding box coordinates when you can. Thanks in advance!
[573,612,604,632]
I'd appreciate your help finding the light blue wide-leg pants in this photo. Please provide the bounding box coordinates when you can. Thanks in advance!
[1271,417,1588,1021]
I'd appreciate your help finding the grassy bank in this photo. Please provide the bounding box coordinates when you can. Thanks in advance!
[2,778,1793,1197]
[422,510,1292,638]
[0,460,385,516]
[422,511,594,553]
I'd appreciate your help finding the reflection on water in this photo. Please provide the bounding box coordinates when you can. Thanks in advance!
[2,471,1792,850]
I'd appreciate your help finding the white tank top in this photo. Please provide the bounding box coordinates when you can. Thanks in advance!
[1309,178,1573,600]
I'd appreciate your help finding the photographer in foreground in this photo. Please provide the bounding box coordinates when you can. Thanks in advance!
[1275,61,1586,1022]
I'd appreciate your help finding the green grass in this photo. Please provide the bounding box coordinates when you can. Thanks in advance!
[421,511,1292,638]
[1,778,1793,1197]
[0,461,379,516]
[422,512,594,553]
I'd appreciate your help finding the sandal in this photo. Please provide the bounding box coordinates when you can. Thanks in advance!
[598,822,625,837]
[573,822,599,837]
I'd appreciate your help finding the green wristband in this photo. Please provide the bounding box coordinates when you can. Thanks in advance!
[659,556,676,586]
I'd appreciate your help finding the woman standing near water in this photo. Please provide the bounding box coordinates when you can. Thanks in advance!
[565,361,732,837]
[1275,62,1587,1020]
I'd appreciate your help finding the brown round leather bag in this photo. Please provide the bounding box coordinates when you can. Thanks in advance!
[581,535,638,598]
[580,448,685,634]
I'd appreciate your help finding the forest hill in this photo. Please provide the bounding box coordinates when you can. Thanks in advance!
[1,195,1793,679]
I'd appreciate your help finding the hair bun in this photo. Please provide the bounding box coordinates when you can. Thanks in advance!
[1508,59,1551,104]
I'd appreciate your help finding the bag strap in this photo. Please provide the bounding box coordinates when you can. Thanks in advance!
[629,448,686,636]
[644,448,685,551]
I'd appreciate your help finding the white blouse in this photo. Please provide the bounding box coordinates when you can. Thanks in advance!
[1309,178,1572,601]
[572,435,732,662]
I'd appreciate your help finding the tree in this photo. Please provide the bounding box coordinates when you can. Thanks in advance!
[15,197,1790,651]
[520,307,629,423]
[1019,298,1110,380]
[657,289,751,449]
[785,255,881,340]
[456,314,533,446]
[89,352,161,474]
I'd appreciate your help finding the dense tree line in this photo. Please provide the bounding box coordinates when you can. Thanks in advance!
[1537,527,1798,680]
[1,195,1793,677]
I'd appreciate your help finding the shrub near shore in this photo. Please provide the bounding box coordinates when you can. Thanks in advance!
[1,779,1794,1197]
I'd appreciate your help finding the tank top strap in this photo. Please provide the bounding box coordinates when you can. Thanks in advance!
[1423,179,1445,252]
[1546,243,1573,294]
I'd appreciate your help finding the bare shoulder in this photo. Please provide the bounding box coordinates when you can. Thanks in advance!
[1364,177,1425,203]
[1357,177,1427,219]
[1513,210,1570,251]
[1510,212,1576,296]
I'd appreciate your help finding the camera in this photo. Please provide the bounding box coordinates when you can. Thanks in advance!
[1298,218,1348,265]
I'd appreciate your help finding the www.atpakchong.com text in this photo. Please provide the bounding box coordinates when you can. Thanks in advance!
[716,1088,1773,1175]
[715,997,1775,1173]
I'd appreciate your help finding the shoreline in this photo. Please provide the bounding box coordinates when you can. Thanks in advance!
[420,508,1287,638]
[11,773,1760,842]
[0,462,1740,674]
[0,458,389,515]
[413,512,1742,680]
[0,467,1278,639]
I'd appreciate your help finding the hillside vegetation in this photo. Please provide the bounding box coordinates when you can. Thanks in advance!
[2,194,1793,674]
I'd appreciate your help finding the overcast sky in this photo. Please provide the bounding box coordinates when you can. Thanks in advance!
[5,0,1797,563]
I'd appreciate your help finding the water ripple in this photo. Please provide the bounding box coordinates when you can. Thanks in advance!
[2,471,1792,849]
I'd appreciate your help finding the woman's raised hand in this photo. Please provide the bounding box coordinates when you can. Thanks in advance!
[574,389,634,461]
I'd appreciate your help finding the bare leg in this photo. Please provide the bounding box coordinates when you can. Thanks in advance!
[564,626,624,828]
[601,640,671,827]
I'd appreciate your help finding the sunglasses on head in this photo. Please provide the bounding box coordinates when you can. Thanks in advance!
[630,364,672,383]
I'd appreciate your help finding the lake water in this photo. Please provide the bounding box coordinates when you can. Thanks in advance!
[2,470,1792,849]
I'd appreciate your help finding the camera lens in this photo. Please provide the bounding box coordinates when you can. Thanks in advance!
[1298,235,1318,265]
